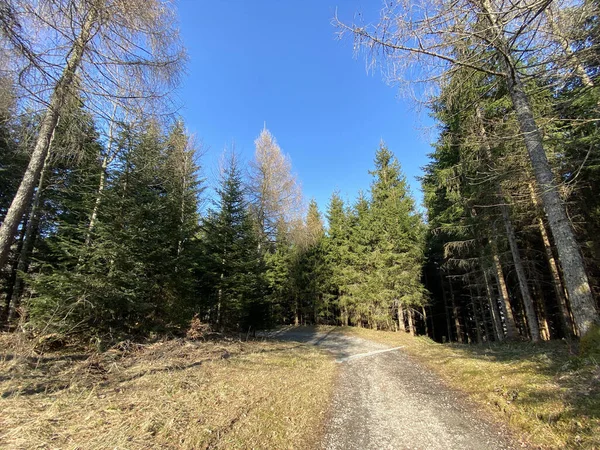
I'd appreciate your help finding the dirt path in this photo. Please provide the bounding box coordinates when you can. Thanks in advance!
[274,328,518,450]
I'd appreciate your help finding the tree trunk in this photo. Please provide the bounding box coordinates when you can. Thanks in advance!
[476,279,492,342]
[7,149,52,323]
[422,306,429,338]
[448,279,464,343]
[407,308,416,336]
[177,148,191,259]
[85,102,120,246]
[506,72,598,337]
[1,212,28,326]
[484,267,504,341]
[85,152,109,246]
[500,202,541,341]
[439,270,453,342]
[398,303,406,332]
[474,106,540,340]
[490,238,519,339]
[529,182,576,337]
[0,10,97,268]
[217,288,222,326]
[468,281,482,343]
[294,293,299,326]
[532,276,551,341]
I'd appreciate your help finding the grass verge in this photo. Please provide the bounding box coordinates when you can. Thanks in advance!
[0,333,336,449]
[342,327,600,449]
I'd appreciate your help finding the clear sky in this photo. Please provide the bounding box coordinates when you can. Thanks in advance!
[176,0,436,214]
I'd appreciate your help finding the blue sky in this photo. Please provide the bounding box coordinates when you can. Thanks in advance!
[176,0,436,214]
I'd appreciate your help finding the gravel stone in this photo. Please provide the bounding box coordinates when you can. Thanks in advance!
[275,328,520,450]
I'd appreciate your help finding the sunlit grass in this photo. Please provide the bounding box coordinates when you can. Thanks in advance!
[0,334,336,449]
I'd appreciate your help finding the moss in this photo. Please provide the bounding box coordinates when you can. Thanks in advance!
[579,323,600,359]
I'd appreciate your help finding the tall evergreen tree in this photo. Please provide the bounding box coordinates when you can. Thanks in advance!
[198,153,263,330]
[27,120,202,338]
[368,143,426,329]
[324,192,350,325]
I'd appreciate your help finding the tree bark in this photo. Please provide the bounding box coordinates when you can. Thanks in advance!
[506,72,598,337]
[6,148,51,324]
[439,271,453,342]
[484,267,504,341]
[85,156,108,246]
[407,308,416,336]
[1,211,28,326]
[398,303,406,332]
[532,276,551,341]
[448,279,464,343]
[476,278,492,342]
[294,292,299,326]
[500,201,541,342]
[474,106,540,341]
[490,238,519,339]
[85,102,120,246]
[528,182,576,337]
[468,280,482,343]
[0,9,97,268]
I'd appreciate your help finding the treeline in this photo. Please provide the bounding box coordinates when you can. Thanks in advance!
[0,100,201,335]
[197,136,426,333]
[0,95,426,338]
[4,0,599,346]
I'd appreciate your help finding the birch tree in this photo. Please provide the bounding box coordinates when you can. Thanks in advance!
[335,0,600,337]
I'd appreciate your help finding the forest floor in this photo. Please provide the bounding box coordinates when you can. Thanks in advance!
[339,327,600,449]
[0,332,335,449]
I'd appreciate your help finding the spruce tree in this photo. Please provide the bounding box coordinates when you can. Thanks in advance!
[198,153,262,330]
[323,193,349,324]
[28,119,202,338]
[296,200,327,324]
[368,143,426,329]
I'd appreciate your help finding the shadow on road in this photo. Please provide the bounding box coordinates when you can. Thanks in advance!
[266,326,390,361]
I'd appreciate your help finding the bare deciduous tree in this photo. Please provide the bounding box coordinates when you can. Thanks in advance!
[248,126,304,247]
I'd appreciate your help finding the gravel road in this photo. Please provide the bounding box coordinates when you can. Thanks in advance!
[274,327,519,450]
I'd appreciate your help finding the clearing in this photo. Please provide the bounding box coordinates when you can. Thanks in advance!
[0,334,335,449]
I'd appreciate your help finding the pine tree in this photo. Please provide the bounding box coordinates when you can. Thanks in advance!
[162,122,202,318]
[367,144,426,330]
[346,192,373,327]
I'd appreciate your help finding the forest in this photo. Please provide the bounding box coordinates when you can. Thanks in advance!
[0,0,599,350]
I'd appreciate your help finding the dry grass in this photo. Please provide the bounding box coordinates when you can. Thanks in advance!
[0,332,336,449]
[343,327,600,449]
